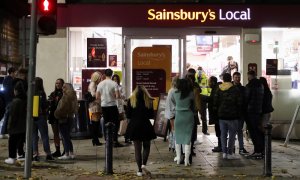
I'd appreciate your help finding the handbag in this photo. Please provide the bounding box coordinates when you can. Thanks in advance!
[118,119,128,136]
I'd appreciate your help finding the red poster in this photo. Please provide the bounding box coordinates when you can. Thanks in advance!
[87,38,107,68]
[109,55,117,67]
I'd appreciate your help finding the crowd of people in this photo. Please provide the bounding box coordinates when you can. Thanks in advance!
[0,62,274,177]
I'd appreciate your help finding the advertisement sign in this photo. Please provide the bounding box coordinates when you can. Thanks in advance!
[87,38,107,68]
[109,55,117,67]
[196,36,213,52]
[266,59,278,75]
[153,93,169,138]
[132,46,172,97]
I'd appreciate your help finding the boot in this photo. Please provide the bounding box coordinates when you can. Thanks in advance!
[212,138,222,152]
[52,146,61,157]
[175,144,181,165]
[184,144,191,166]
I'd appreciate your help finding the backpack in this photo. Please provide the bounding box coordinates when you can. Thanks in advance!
[84,91,96,103]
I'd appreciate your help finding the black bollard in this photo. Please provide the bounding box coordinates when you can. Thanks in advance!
[105,122,114,175]
[264,123,273,177]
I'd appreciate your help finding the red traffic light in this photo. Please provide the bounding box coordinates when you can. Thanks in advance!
[43,0,49,11]
[37,0,57,35]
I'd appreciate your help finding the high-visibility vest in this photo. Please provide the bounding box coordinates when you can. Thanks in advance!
[196,72,211,96]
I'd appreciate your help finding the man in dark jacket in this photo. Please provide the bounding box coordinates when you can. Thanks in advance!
[232,72,249,155]
[245,70,264,159]
[214,73,242,160]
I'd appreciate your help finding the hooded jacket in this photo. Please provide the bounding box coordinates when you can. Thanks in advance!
[214,82,242,120]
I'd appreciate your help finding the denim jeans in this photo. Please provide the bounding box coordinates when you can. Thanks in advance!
[219,119,238,155]
[32,115,51,155]
[59,120,73,154]
[237,119,245,149]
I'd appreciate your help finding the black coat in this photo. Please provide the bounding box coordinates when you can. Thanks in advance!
[7,94,27,135]
[125,99,156,141]
[262,88,274,114]
[245,78,264,114]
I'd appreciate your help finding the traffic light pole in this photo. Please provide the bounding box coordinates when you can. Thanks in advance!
[24,0,37,178]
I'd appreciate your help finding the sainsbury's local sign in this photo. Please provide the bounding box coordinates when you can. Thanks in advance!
[148,8,251,22]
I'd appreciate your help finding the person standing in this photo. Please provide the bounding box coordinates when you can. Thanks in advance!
[32,77,54,161]
[54,83,78,160]
[48,78,64,157]
[214,73,242,160]
[173,78,195,166]
[2,67,16,105]
[96,69,123,147]
[245,70,264,159]
[232,72,249,155]
[125,85,156,177]
[88,72,103,146]
[259,77,274,129]
[4,82,27,164]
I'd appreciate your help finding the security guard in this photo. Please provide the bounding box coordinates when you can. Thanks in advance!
[196,66,211,135]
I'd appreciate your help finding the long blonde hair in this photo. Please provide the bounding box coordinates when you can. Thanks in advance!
[129,85,153,109]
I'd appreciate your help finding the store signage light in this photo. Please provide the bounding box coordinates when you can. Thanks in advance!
[148,8,251,22]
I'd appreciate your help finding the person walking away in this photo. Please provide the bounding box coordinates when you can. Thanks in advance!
[125,85,156,177]
[165,76,178,152]
[48,78,64,157]
[88,72,103,146]
[259,77,274,131]
[196,66,210,135]
[32,77,54,161]
[245,70,264,159]
[112,74,129,144]
[54,83,78,160]
[232,72,249,155]
[173,78,195,166]
[208,76,222,152]
[214,73,242,160]
[96,69,123,147]
[4,82,27,164]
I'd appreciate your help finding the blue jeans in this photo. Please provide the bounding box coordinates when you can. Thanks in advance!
[59,120,73,154]
[32,116,51,155]
[219,119,238,155]
[237,119,245,149]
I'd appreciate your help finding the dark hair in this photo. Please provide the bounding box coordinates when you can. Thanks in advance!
[233,71,241,77]
[187,68,196,75]
[8,67,16,74]
[247,70,256,77]
[186,73,195,83]
[35,77,45,94]
[105,69,113,77]
[223,73,232,82]
[54,78,64,91]
[209,76,218,84]
[112,74,120,85]
[259,77,270,90]
[18,68,28,75]
[176,78,192,99]
[14,81,26,98]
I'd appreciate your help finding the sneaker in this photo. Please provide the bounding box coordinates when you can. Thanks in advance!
[141,165,146,169]
[222,153,227,159]
[33,156,40,162]
[227,154,240,160]
[239,148,249,155]
[58,155,71,160]
[136,171,143,177]
[247,152,263,159]
[4,158,16,165]
[46,155,54,161]
[17,154,25,161]
[52,151,61,158]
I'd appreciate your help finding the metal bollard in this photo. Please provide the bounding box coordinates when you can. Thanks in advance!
[264,123,273,177]
[105,122,114,175]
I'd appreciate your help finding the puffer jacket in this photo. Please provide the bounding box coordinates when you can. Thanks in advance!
[245,78,264,114]
[7,94,27,134]
[54,90,78,123]
[214,82,242,120]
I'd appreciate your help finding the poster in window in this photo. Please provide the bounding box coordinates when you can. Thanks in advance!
[153,93,169,138]
[266,59,278,75]
[109,55,117,67]
[87,38,107,68]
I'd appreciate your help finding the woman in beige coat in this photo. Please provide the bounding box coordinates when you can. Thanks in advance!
[54,83,78,160]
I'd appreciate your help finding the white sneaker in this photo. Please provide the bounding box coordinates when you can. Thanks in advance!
[4,158,16,165]
[58,155,71,160]
[227,154,240,160]
[136,171,143,176]
[141,165,146,169]
[222,153,227,159]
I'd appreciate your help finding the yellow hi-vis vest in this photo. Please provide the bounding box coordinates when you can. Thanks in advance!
[196,72,211,96]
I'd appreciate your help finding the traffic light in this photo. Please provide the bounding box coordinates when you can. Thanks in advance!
[37,0,57,35]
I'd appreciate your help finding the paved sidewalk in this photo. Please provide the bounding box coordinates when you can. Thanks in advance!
[0,132,300,179]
